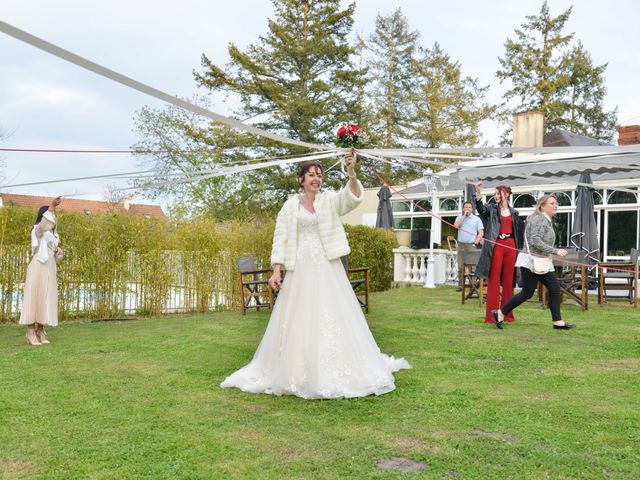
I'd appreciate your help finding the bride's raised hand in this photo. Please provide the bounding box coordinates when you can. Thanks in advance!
[343,151,356,170]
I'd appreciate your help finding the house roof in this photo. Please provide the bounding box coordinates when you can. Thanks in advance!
[0,193,167,219]
[543,129,612,147]
[394,129,639,196]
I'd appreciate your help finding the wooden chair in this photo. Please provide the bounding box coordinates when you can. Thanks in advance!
[538,250,589,311]
[341,256,370,313]
[461,249,484,306]
[597,248,639,307]
[236,256,274,315]
[446,235,458,251]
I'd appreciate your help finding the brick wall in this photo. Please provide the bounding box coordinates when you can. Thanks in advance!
[618,125,640,145]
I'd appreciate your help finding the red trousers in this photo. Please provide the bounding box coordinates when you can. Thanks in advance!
[485,238,517,323]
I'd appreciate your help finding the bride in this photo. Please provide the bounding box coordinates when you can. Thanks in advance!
[221,151,410,399]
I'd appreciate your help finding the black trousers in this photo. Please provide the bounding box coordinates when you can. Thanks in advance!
[500,267,562,321]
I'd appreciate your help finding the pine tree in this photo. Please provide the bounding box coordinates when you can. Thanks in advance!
[194,0,364,145]
[561,42,618,141]
[366,7,420,157]
[496,1,617,142]
[410,43,495,149]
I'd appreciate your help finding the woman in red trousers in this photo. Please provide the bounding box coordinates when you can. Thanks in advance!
[473,181,523,327]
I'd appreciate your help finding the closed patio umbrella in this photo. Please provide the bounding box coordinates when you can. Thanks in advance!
[375,185,394,229]
[464,181,477,213]
[571,172,600,265]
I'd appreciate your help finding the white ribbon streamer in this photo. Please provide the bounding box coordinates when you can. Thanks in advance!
[59,150,339,197]
[0,20,326,151]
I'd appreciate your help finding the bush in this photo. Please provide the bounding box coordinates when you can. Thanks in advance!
[345,225,398,291]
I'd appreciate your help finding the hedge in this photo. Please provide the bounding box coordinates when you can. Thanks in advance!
[0,205,397,321]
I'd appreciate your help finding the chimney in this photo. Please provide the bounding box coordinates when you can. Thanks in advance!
[512,111,544,155]
[618,125,640,145]
[123,196,132,211]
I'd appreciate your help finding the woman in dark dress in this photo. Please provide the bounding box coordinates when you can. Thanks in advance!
[474,181,523,327]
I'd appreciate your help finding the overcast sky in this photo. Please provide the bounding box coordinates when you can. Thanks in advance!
[1,0,638,203]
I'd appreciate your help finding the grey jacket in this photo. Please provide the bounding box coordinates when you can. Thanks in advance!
[525,214,559,256]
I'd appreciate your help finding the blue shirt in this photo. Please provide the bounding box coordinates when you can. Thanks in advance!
[455,214,484,244]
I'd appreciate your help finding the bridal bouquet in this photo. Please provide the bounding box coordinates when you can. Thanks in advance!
[335,123,365,149]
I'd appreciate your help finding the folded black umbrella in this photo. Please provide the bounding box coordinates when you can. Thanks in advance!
[571,172,600,265]
[376,186,394,229]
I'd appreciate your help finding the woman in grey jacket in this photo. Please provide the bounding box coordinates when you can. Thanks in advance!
[492,195,576,330]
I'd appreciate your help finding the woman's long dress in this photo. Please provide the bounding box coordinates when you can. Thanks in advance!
[19,229,59,326]
[221,206,410,399]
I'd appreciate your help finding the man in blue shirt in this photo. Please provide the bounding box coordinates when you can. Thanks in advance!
[454,201,484,291]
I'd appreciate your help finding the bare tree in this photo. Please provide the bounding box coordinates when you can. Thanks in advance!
[103,184,127,213]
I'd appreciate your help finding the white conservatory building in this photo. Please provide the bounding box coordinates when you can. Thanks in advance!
[390,122,640,285]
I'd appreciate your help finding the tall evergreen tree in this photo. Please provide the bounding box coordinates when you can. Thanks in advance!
[410,43,495,149]
[195,0,363,145]
[496,1,617,142]
[561,42,618,140]
[366,8,420,153]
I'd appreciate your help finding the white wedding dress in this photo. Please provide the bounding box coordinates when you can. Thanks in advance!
[221,205,410,399]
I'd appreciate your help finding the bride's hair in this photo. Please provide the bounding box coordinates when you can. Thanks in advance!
[297,161,324,190]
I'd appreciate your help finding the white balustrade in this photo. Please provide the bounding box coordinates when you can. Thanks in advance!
[418,255,427,284]
[393,247,457,286]
[411,255,420,282]
[444,251,459,285]
[404,255,412,282]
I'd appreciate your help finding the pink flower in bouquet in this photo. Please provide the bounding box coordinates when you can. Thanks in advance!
[337,126,347,139]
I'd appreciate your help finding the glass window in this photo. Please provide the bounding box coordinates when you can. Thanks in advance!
[607,210,638,256]
[412,217,431,229]
[439,197,459,211]
[414,199,431,212]
[393,217,411,230]
[553,212,571,247]
[549,191,572,206]
[592,190,603,205]
[440,216,457,246]
[513,194,536,208]
[608,190,638,205]
[392,201,411,213]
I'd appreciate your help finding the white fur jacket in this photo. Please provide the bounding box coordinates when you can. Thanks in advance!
[31,211,59,264]
[271,180,364,270]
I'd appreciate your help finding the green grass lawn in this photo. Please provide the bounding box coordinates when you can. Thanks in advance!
[1,287,638,479]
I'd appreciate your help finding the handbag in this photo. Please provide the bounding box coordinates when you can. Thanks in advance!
[531,256,552,274]
[525,235,552,274]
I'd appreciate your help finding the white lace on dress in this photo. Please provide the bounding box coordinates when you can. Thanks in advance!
[296,206,329,265]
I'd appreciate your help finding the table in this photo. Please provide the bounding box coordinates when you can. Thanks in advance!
[538,249,589,311]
